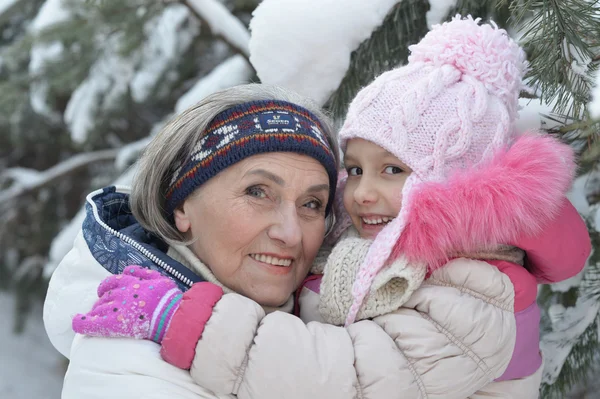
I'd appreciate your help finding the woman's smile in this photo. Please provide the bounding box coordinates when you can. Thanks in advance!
[248,253,295,276]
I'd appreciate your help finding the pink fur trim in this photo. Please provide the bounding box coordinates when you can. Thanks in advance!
[392,134,576,272]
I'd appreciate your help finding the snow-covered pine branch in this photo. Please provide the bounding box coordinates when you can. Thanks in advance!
[589,68,600,119]
[0,0,23,22]
[0,148,120,203]
[175,54,253,113]
[182,0,250,58]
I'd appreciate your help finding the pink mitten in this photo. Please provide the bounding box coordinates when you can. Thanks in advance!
[73,265,183,343]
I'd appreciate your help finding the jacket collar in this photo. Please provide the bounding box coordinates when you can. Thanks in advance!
[82,186,204,290]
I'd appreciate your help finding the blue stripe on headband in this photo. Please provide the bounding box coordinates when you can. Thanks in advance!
[166,100,338,216]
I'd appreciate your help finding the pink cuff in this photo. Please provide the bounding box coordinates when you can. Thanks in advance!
[160,282,224,369]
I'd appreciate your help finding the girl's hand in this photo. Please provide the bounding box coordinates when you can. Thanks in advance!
[72,265,183,343]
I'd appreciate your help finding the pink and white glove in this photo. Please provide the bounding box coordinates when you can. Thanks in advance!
[73,266,186,343]
[73,265,224,369]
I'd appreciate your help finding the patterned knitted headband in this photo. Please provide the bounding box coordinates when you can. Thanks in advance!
[165,100,338,216]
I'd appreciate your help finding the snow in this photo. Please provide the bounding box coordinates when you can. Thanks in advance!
[3,167,44,187]
[30,82,58,121]
[29,41,64,75]
[547,303,567,326]
[130,5,200,103]
[571,57,591,78]
[516,97,565,132]
[175,55,253,113]
[64,46,135,143]
[589,68,600,119]
[426,0,457,28]
[550,269,586,293]
[0,291,64,398]
[65,4,201,142]
[28,0,73,120]
[115,137,152,171]
[28,41,64,120]
[593,205,600,235]
[541,297,600,384]
[0,149,120,203]
[30,0,71,33]
[187,0,250,56]
[568,174,592,216]
[249,0,400,106]
[0,0,19,16]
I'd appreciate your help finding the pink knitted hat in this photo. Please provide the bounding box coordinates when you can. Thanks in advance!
[341,15,528,325]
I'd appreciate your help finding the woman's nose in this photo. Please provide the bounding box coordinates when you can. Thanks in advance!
[353,178,378,205]
[267,204,302,247]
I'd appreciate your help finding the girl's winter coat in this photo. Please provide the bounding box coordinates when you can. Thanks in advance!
[45,148,589,399]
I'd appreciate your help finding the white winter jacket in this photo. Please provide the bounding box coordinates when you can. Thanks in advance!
[47,229,534,398]
[44,185,589,398]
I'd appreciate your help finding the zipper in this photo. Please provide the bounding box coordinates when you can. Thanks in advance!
[87,189,193,288]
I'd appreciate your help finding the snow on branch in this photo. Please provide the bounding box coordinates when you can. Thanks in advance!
[541,299,600,385]
[31,0,72,33]
[589,68,600,119]
[182,0,250,58]
[175,54,253,113]
[0,148,120,203]
[115,136,152,170]
[248,0,400,106]
[0,0,22,22]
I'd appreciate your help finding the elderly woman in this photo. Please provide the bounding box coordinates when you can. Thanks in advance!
[45,83,588,399]
[44,84,339,398]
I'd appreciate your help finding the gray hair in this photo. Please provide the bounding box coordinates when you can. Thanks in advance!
[130,83,340,244]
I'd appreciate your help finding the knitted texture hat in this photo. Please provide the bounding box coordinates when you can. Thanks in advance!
[341,15,528,325]
[166,100,338,216]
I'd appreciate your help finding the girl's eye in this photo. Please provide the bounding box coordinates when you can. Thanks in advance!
[347,167,362,176]
[246,186,267,199]
[384,166,404,174]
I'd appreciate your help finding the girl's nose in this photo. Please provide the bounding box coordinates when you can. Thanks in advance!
[353,178,378,205]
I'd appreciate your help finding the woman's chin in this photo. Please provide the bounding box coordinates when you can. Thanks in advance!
[250,292,291,308]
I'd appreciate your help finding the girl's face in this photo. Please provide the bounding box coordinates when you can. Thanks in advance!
[343,138,412,239]
[174,153,330,307]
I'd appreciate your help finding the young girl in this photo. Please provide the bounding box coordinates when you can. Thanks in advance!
[74,16,590,398]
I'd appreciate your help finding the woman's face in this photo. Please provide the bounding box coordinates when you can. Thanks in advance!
[174,153,330,307]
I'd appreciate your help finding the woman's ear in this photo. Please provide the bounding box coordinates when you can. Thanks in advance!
[173,205,191,233]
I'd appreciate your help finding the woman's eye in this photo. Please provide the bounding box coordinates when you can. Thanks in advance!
[246,186,267,199]
[304,199,323,210]
[347,167,362,176]
[384,166,404,174]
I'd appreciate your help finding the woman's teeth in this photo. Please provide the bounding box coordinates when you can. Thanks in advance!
[362,216,395,225]
[250,254,292,267]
